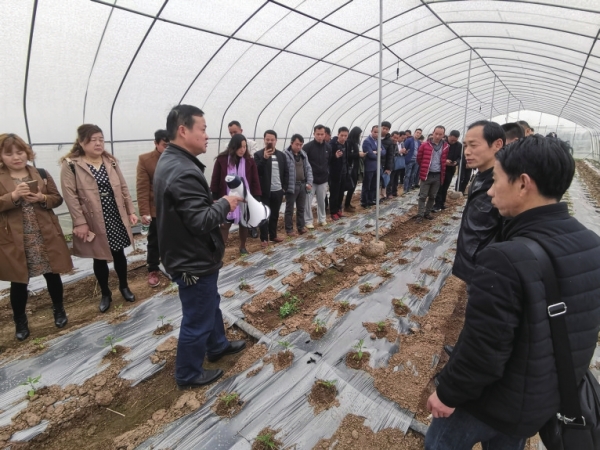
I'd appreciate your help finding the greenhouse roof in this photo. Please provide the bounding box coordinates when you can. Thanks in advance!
[3,0,600,147]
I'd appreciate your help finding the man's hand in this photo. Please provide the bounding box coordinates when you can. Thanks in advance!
[427,391,455,418]
[359,151,366,158]
[141,215,152,225]
[384,170,391,175]
[335,150,343,158]
[263,148,274,159]
[305,184,312,191]
[223,195,245,212]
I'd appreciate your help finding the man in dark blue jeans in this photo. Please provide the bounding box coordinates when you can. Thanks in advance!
[154,105,246,389]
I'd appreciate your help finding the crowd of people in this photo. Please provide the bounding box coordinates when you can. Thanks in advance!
[0,106,598,449]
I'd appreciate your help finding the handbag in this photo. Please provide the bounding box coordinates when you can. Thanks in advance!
[518,238,600,450]
[394,155,405,171]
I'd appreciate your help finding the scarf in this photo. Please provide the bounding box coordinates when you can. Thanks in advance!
[226,155,249,225]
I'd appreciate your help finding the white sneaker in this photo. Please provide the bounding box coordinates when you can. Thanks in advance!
[320,221,328,226]
[306,223,314,229]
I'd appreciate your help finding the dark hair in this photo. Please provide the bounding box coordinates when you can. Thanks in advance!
[418,135,425,141]
[381,121,392,129]
[324,127,331,136]
[546,132,558,138]
[371,125,379,131]
[348,127,362,145]
[154,129,169,143]
[434,125,445,132]
[495,135,574,201]
[516,120,531,130]
[291,134,304,144]
[405,130,412,134]
[338,126,349,134]
[391,131,400,137]
[415,128,422,133]
[398,131,406,136]
[264,129,277,139]
[501,123,525,142]
[62,124,111,161]
[228,120,241,128]
[449,130,460,138]
[167,105,204,141]
[314,125,326,133]
[468,120,506,147]
[218,134,249,165]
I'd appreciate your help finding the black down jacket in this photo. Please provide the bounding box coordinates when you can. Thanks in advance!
[437,203,600,437]
[452,167,502,283]
[154,144,229,277]
[303,140,331,185]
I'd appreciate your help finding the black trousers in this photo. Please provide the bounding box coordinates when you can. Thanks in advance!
[259,190,284,242]
[147,218,160,272]
[93,249,129,296]
[11,273,63,318]
[387,168,405,196]
[344,169,358,208]
[435,167,456,208]
[329,175,345,216]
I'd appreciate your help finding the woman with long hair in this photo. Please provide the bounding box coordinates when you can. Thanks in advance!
[0,133,73,340]
[343,126,362,211]
[60,124,138,313]
[210,134,261,255]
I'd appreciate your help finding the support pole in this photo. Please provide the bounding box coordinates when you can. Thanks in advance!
[375,0,383,241]
[517,102,521,121]
[505,94,510,123]
[489,75,496,121]
[456,49,473,192]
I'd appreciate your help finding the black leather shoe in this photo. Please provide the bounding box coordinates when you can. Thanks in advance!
[444,345,454,356]
[207,340,247,363]
[177,369,223,390]
[15,315,30,341]
[424,214,434,220]
[53,307,68,328]
[99,295,112,313]
[120,287,136,302]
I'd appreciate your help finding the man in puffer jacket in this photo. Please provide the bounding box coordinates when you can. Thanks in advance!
[425,136,600,449]
[284,134,313,236]
[415,126,449,220]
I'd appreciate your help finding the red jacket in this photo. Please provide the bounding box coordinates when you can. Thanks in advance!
[210,154,262,199]
[417,140,450,183]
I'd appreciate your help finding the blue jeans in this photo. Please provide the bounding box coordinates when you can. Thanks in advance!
[361,171,377,205]
[174,271,229,383]
[404,161,418,193]
[425,408,526,450]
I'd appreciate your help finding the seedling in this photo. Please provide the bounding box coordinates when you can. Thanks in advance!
[278,340,293,351]
[364,282,372,288]
[279,293,301,318]
[221,392,239,407]
[376,321,386,332]
[319,379,337,388]
[239,277,248,290]
[381,267,391,276]
[340,300,350,309]
[297,247,304,254]
[114,303,123,313]
[157,315,170,327]
[32,337,45,350]
[353,339,365,360]
[256,433,277,449]
[394,298,405,307]
[20,375,41,399]
[283,291,291,299]
[314,318,326,333]
[104,335,122,353]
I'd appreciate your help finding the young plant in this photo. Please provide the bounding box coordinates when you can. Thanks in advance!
[314,318,326,333]
[376,321,386,332]
[157,315,169,327]
[239,277,248,290]
[221,392,239,407]
[21,375,41,399]
[319,379,337,388]
[114,303,123,313]
[104,335,122,353]
[278,340,293,351]
[363,282,372,288]
[256,433,277,450]
[353,339,365,360]
[340,300,350,309]
[394,298,404,307]
[381,267,391,276]
[32,337,45,350]
[279,294,301,318]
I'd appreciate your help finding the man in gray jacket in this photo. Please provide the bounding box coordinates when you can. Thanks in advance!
[284,134,313,236]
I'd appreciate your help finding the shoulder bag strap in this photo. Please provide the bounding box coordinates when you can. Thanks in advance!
[37,168,48,185]
[516,237,584,425]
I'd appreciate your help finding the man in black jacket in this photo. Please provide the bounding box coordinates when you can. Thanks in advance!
[426,136,600,449]
[154,105,246,389]
[303,125,331,227]
[254,130,289,247]
[380,121,395,200]
[452,121,505,285]
[433,130,462,211]
[328,127,349,221]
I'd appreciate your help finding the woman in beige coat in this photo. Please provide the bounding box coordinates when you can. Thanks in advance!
[60,124,138,313]
[0,133,73,340]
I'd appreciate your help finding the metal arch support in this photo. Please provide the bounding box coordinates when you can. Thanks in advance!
[375,0,383,241]
[108,0,169,155]
[23,0,39,149]
[457,49,473,191]
[489,76,496,120]
[83,1,116,123]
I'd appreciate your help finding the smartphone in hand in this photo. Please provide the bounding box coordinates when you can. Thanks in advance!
[26,180,38,193]
[86,231,96,242]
